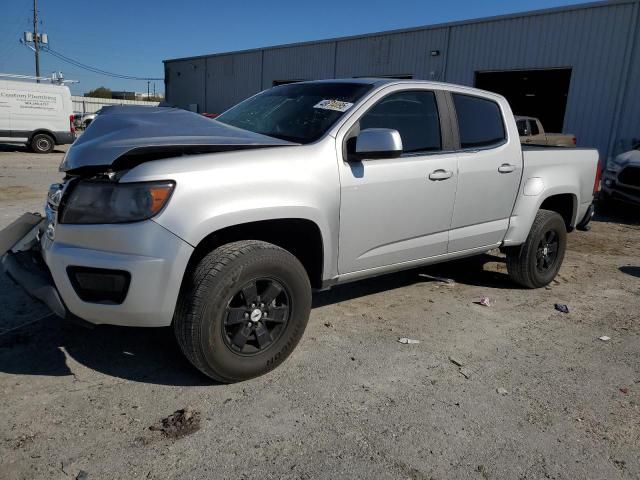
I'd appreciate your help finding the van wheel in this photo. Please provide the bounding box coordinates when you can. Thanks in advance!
[30,133,55,154]
[174,240,311,382]
[506,209,567,288]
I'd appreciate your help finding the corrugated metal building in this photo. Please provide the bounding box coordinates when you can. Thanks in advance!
[164,0,640,158]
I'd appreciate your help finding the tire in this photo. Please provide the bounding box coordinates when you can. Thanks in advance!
[30,133,55,154]
[506,209,567,288]
[174,240,311,382]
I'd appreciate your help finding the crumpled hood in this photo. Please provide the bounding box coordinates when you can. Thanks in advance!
[61,106,296,172]
[611,148,640,168]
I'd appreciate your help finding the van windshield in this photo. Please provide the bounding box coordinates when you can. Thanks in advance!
[216,82,372,144]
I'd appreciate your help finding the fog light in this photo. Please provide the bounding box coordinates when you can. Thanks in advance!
[67,266,131,304]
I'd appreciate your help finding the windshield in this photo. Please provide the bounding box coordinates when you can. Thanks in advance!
[216,82,373,144]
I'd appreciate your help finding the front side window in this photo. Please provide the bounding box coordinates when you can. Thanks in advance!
[359,90,441,153]
[216,82,373,144]
[452,93,505,149]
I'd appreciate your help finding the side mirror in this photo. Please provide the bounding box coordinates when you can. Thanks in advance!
[353,128,403,160]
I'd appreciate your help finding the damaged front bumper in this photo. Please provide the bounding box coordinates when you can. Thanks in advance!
[602,168,640,206]
[1,212,194,328]
[1,213,68,320]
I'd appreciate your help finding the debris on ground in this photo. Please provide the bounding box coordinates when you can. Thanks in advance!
[448,356,464,367]
[598,335,611,341]
[459,366,473,379]
[620,388,629,395]
[554,303,570,313]
[76,470,89,480]
[419,273,455,284]
[323,322,333,328]
[398,337,420,344]
[149,408,201,439]
[476,296,491,307]
[496,387,509,396]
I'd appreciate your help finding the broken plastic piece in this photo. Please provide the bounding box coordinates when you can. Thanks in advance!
[554,303,570,313]
[398,337,420,344]
[478,296,491,307]
[598,335,611,341]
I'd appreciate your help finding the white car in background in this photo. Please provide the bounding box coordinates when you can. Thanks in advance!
[0,78,76,153]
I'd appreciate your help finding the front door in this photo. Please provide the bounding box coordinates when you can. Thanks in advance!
[337,89,458,274]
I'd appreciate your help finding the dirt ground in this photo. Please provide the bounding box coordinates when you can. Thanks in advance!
[0,145,638,480]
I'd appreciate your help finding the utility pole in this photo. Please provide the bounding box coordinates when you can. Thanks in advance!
[147,80,150,98]
[33,0,40,81]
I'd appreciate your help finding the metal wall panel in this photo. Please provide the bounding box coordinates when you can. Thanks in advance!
[612,1,640,156]
[164,0,640,157]
[164,58,206,111]
[335,28,449,80]
[444,2,636,156]
[204,51,262,113]
[262,43,336,87]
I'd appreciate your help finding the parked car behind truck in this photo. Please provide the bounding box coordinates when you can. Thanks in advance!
[0,77,75,153]
[1,79,599,382]
[516,116,576,147]
[601,143,640,205]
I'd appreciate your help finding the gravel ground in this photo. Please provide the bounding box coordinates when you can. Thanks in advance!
[0,145,638,480]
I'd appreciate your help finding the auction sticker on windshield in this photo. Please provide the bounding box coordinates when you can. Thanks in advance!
[313,99,354,112]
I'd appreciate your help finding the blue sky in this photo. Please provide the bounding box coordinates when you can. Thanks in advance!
[0,0,587,95]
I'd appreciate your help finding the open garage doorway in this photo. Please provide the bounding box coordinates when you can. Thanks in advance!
[475,68,572,133]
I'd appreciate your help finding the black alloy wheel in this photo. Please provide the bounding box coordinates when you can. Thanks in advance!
[223,278,290,355]
[535,229,560,273]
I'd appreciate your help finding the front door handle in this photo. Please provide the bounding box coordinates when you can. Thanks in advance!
[498,163,516,174]
[428,169,453,181]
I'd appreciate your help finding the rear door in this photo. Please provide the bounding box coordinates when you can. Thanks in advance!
[447,92,523,252]
[337,87,458,274]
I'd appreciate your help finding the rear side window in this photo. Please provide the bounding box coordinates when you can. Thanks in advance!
[516,120,527,136]
[359,90,441,153]
[452,93,505,149]
[529,120,540,136]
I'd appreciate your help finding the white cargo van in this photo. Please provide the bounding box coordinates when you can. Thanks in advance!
[0,77,76,153]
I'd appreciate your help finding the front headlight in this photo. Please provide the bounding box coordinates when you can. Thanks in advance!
[59,180,175,224]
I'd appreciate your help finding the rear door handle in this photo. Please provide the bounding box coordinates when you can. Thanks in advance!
[428,169,453,181]
[498,163,516,173]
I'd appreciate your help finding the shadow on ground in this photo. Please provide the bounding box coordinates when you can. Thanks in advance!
[0,314,213,386]
[0,143,65,154]
[619,266,640,278]
[314,252,511,307]
[0,253,509,385]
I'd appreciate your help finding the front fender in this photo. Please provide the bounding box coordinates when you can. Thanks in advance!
[123,141,341,281]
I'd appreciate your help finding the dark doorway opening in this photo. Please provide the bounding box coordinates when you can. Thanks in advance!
[475,68,572,133]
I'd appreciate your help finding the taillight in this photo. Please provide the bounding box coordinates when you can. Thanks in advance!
[572,136,577,146]
[69,115,75,134]
[593,158,602,194]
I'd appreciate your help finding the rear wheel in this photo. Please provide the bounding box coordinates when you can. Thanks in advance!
[30,133,55,154]
[506,209,567,288]
[173,240,311,382]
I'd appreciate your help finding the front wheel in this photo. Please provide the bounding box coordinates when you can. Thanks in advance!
[173,240,311,382]
[506,209,567,288]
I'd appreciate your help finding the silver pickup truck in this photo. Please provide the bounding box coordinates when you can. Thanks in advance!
[1,79,600,382]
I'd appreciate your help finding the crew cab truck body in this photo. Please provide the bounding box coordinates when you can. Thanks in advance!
[0,78,76,153]
[1,79,599,382]
[516,115,576,147]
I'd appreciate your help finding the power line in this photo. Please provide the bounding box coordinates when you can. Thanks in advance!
[41,45,163,81]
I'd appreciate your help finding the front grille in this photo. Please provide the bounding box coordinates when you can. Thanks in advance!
[618,166,640,187]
